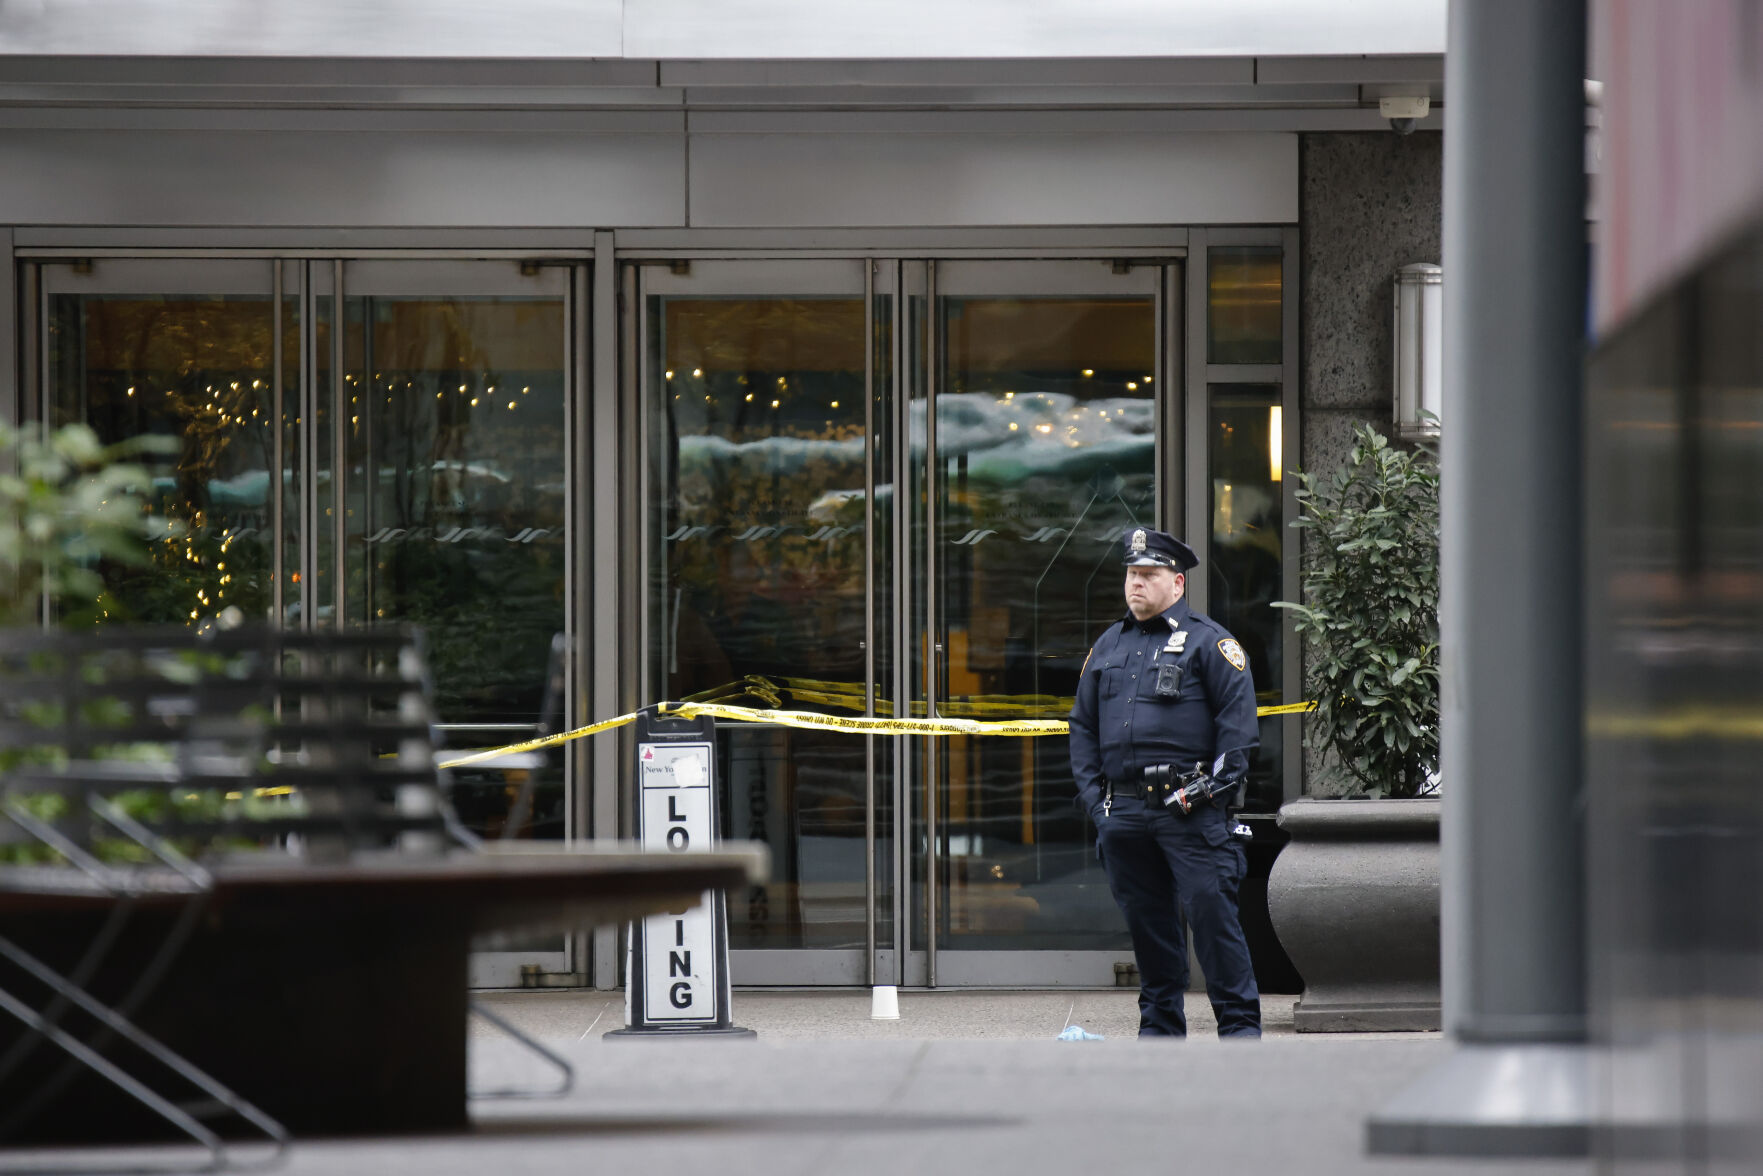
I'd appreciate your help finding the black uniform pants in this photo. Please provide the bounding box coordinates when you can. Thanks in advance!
[1096,792,1261,1037]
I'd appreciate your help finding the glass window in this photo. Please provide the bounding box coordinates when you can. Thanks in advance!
[1208,247,1283,365]
[1208,383,1285,814]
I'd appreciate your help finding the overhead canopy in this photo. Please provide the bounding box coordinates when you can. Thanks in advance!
[0,0,1445,59]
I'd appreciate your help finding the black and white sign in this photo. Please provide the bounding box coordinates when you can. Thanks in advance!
[637,740,717,1023]
[610,709,752,1038]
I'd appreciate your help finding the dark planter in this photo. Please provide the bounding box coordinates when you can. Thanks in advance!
[1268,797,1441,1032]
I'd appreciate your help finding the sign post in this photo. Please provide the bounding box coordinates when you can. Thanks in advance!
[606,708,754,1038]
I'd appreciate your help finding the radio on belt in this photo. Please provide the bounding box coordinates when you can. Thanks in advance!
[606,707,755,1039]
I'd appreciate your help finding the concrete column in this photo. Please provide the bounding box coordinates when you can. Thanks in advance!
[1369,0,1590,1155]
[1440,0,1588,1045]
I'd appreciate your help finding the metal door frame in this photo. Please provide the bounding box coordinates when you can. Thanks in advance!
[1183,228,1303,813]
[629,253,1206,989]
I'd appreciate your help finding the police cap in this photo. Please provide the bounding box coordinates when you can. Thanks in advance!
[1121,527,1198,571]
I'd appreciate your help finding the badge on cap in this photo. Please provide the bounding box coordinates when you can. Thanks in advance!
[1218,639,1247,672]
[1130,529,1147,556]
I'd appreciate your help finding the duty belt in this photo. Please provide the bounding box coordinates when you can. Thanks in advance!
[1111,764,1218,808]
[1115,773,1173,803]
[1102,768,1169,808]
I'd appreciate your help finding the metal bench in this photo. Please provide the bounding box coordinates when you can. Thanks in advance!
[0,626,763,1162]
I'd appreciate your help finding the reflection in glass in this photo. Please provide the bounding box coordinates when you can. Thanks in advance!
[649,292,891,949]
[49,294,277,625]
[928,295,1154,950]
[344,297,568,839]
[1208,247,1283,365]
[1208,384,1284,814]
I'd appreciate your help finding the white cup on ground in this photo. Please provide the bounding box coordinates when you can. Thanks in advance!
[870,985,901,1020]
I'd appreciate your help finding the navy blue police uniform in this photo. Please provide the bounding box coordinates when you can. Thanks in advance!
[1069,527,1262,1037]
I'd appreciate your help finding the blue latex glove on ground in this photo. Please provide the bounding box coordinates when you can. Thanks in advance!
[1056,1025,1104,1041]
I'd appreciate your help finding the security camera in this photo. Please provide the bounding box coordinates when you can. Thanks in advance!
[1379,95,1430,135]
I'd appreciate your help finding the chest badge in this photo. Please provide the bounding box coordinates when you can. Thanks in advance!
[1218,639,1248,672]
[1164,628,1186,655]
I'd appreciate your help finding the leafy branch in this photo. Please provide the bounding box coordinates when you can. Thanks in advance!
[0,422,178,627]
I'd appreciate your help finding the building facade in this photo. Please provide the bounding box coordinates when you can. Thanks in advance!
[0,3,1445,989]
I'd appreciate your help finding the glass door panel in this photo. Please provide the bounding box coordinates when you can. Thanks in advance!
[338,262,570,779]
[918,259,1164,980]
[1207,383,1286,816]
[334,262,575,987]
[642,260,891,974]
[41,259,286,626]
[336,262,571,987]
[36,256,581,989]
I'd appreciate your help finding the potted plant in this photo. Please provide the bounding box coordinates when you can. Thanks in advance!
[1268,422,1442,1032]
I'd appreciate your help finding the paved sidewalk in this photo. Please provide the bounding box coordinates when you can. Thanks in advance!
[470,988,1389,1042]
[5,991,1591,1176]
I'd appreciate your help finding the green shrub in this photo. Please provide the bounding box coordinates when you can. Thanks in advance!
[0,422,175,863]
[0,421,175,626]
[1274,424,1440,798]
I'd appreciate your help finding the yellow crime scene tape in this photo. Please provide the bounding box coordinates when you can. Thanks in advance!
[721,674,1315,720]
[436,675,1315,771]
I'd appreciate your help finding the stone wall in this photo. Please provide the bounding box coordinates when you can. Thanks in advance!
[1298,130,1442,794]
[1301,130,1443,475]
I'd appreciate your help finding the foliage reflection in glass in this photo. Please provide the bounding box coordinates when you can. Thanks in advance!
[49,295,276,625]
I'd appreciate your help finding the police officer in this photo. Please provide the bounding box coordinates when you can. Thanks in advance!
[1069,526,1262,1038]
